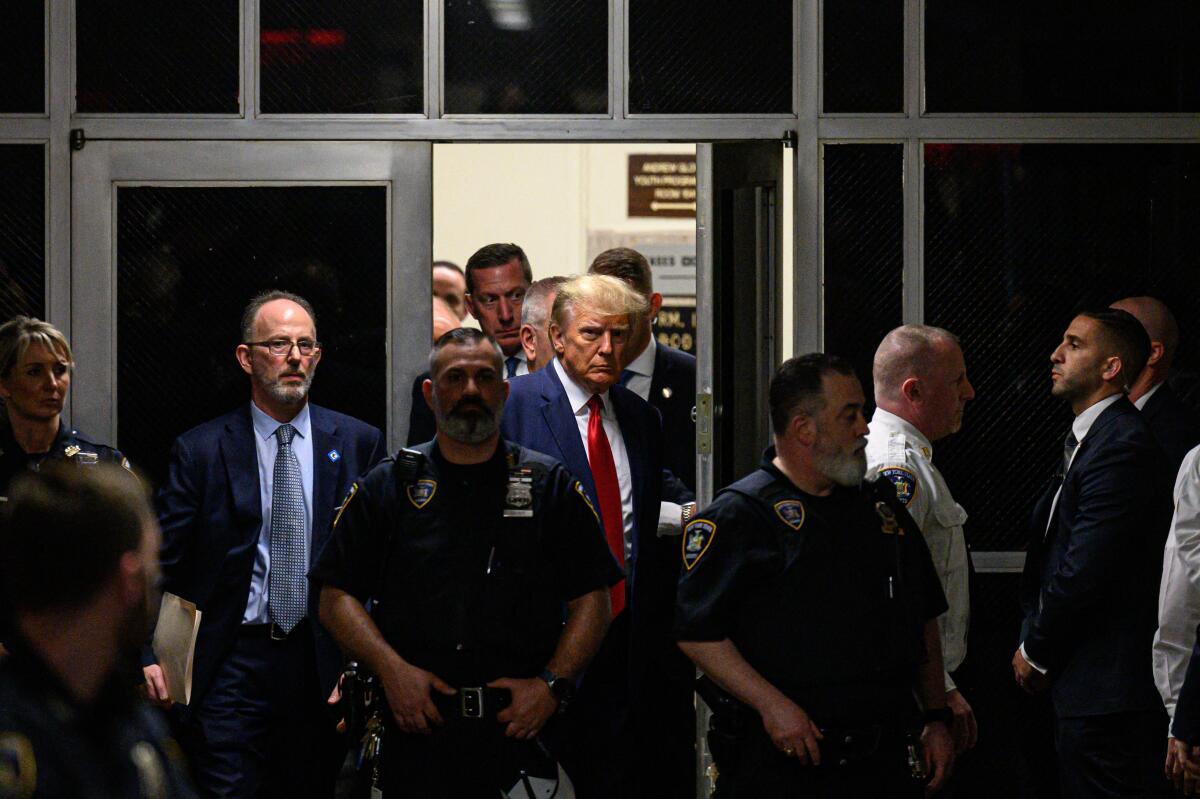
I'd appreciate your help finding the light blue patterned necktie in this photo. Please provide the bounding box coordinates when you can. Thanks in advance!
[269,423,305,632]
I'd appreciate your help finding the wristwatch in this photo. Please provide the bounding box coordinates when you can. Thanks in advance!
[922,706,954,727]
[539,669,576,713]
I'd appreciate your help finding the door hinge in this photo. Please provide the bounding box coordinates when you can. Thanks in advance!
[70,128,86,151]
[695,392,714,456]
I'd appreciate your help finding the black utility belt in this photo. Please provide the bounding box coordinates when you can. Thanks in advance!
[432,687,512,723]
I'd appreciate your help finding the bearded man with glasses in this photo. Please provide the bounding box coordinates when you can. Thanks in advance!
[145,290,386,799]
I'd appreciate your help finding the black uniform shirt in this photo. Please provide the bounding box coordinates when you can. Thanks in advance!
[0,640,197,799]
[310,439,621,687]
[0,421,128,500]
[674,450,947,725]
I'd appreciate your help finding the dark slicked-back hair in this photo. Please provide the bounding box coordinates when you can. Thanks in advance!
[427,327,504,377]
[1078,308,1152,392]
[769,353,858,436]
[1,464,152,613]
[240,290,317,343]
[588,247,653,296]
[464,243,532,295]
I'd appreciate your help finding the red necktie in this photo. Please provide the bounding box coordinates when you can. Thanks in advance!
[587,395,626,617]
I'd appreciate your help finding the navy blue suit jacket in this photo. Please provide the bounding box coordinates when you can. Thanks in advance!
[1142,383,1200,476]
[1019,396,1172,717]
[157,403,385,711]
[648,344,697,496]
[500,364,678,689]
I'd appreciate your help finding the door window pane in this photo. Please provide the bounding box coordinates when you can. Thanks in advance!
[629,0,791,114]
[444,0,607,114]
[823,0,902,113]
[260,0,423,114]
[1,1,44,113]
[926,0,1200,112]
[117,186,387,484]
[823,144,903,410]
[76,0,239,113]
[925,144,1200,550]
[0,145,45,322]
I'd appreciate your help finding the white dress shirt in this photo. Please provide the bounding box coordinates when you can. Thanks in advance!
[622,338,657,402]
[1133,381,1162,411]
[1154,444,1200,729]
[1022,392,1123,673]
[553,358,635,562]
[866,408,970,692]
[244,401,314,624]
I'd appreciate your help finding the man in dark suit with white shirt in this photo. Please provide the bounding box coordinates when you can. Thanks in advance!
[1110,296,1200,473]
[501,274,693,798]
[589,247,697,496]
[1015,308,1173,798]
[408,243,533,445]
[144,291,386,798]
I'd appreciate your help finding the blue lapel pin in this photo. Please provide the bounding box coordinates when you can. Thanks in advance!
[327,449,341,462]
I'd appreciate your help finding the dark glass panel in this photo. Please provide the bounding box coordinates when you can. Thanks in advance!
[117,186,387,485]
[76,0,239,113]
[823,144,903,412]
[260,0,423,113]
[444,0,607,114]
[629,0,791,114]
[0,144,45,322]
[0,1,44,113]
[927,0,1200,112]
[823,0,902,113]
[925,144,1200,551]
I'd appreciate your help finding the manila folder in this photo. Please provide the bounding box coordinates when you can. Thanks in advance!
[151,592,201,705]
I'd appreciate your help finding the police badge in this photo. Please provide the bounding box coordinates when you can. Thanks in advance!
[875,501,903,535]
[682,519,716,570]
[406,479,437,509]
[773,499,806,531]
[504,469,534,518]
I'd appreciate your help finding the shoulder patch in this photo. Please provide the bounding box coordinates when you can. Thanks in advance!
[682,519,717,570]
[773,499,805,531]
[574,481,600,526]
[0,731,36,799]
[406,479,437,510]
[879,467,917,507]
[332,483,359,529]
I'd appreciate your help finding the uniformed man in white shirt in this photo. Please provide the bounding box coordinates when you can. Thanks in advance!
[865,324,978,755]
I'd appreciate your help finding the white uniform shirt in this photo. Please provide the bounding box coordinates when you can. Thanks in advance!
[866,407,970,692]
[1154,444,1200,729]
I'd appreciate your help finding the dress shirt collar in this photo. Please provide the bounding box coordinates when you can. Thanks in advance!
[250,400,311,442]
[1072,393,1122,445]
[624,337,657,378]
[870,407,934,461]
[553,357,612,417]
[1133,381,1162,411]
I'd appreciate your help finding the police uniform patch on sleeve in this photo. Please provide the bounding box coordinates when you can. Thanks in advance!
[332,483,359,529]
[773,499,806,531]
[682,519,716,571]
[406,479,437,510]
[879,467,917,507]
[573,481,600,526]
[0,732,37,799]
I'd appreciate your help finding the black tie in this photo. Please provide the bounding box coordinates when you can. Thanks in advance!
[1062,429,1078,478]
[505,356,519,379]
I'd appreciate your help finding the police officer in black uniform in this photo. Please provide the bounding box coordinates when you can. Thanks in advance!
[675,353,956,798]
[312,328,621,797]
[0,464,197,799]
[0,316,127,499]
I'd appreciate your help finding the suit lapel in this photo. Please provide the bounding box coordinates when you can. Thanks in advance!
[310,406,344,552]
[220,407,262,541]
[539,365,596,500]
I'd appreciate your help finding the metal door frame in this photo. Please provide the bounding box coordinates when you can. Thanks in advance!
[69,140,432,452]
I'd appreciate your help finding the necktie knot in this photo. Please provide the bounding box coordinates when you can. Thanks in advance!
[505,356,519,379]
[618,370,635,387]
[1062,429,1079,476]
[587,395,604,416]
[275,423,296,447]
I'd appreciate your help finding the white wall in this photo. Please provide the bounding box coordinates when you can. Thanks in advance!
[433,142,794,352]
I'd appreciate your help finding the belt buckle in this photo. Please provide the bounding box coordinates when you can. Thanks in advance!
[269,623,288,641]
[460,687,484,719]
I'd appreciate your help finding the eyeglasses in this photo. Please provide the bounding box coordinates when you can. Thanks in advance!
[472,288,527,310]
[243,338,321,357]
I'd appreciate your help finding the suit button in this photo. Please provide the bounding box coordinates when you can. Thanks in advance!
[838,758,849,767]
[844,735,853,745]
